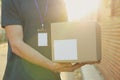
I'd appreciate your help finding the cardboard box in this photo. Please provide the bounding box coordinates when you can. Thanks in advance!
[51,21,101,63]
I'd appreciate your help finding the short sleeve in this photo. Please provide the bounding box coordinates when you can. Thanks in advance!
[1,0,22,28]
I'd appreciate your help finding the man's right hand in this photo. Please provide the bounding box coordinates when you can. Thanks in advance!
[50,63,86,72]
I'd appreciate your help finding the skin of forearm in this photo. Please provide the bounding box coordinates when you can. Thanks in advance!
[11,40,54,71]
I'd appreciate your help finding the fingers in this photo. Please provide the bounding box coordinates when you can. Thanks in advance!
[53,63,72,69]
[59,63,73,67]
[55,67,74,72]
[52,63,73,72]
[72,63,86,71]
[52,63,86,72]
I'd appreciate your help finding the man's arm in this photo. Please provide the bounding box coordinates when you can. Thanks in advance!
[5,25,85,72]
[5,25,56,70]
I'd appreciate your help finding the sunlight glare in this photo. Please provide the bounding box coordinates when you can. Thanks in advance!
[64,0,101,21]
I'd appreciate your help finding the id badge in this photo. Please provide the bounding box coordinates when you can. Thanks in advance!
[38,32,48,46]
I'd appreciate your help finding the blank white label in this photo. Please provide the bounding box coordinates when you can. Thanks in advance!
[54,39,78,60]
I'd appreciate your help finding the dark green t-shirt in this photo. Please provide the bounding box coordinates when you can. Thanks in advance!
[2,0,67,80]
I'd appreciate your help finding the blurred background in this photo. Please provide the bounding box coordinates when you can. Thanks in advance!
[0,0,7,80]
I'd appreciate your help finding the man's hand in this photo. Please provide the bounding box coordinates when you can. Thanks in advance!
[50,63,86,72]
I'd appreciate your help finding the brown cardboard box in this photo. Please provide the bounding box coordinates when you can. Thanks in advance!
[51,21,101,63]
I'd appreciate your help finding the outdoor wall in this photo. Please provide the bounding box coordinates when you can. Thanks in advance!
[96,0,120,80]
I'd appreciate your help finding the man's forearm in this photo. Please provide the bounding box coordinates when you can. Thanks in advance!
[12,40,54,71]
